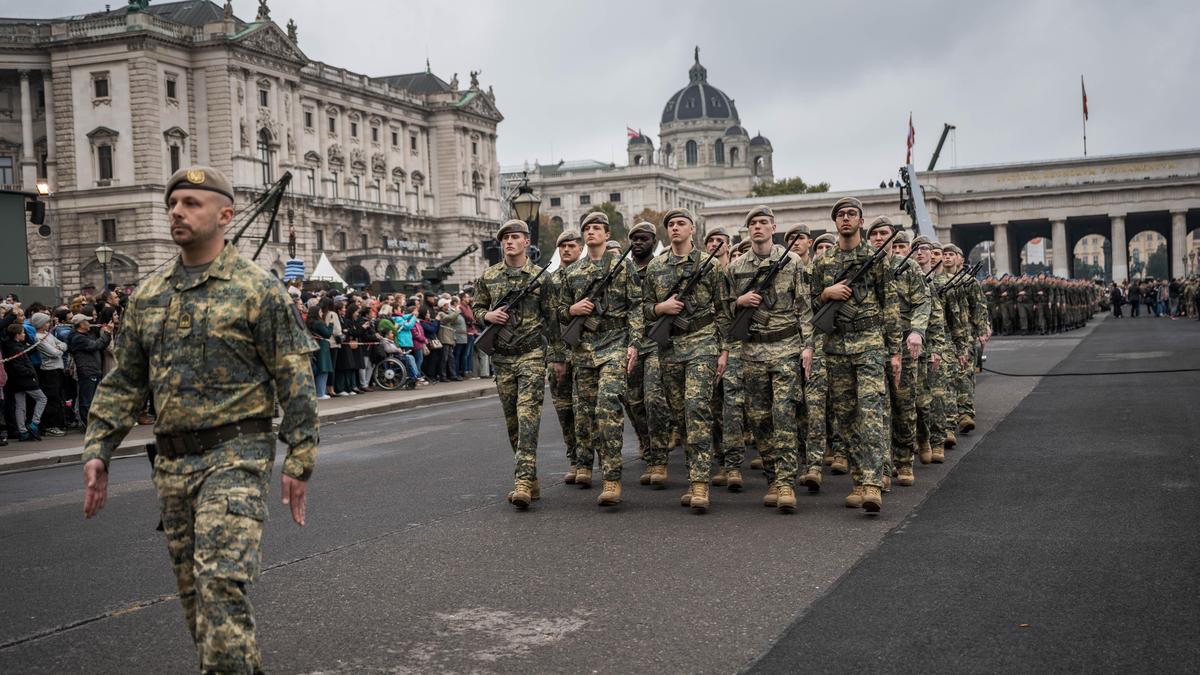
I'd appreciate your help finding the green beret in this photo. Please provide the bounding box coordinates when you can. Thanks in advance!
[830,196,864,221]
[911,235,932,248]
[744,205,774,227]
[733,239,753,254]
[555,229,581,247]
[628,221,656,239]
[785,223,811,239]
[943,244,963,255]
[704,227,729,243]
[813,232,837,248]
[581,211,609,229]
[165,165,234,205]
[893,230,911,244]
[929,240,944,250]
[662,208,695,227]
[866,216,900,237]
[497,219,529,239]
[605,239,622,250]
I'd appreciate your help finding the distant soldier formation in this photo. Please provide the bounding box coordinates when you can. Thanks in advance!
[475,198,1108,515]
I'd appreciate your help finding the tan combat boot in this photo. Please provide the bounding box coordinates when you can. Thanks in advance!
[861,485,883,513]
[896,466,915,487]
[823,450,835,466]
[800,468,822,492]
[711,467,728,486]
[648,465,668,488]
[680,483,693,507]
[690,482,710,512]
[750,456,764,471]
[845,485,865,508]
[575,468,593,488]
[762,484,780,507]
[931,445,945,463]
[918,439,933,465]
[959,415,976,434]
[830,456,849,475]
[639,465,653,485]
[944,430,957,448]
[531,479,541,501]
[882,475,892,493]
[776,484,797,513]
[507,479,534,509]
[565,467,578,484]
[726,469,744,491]
[597,480,622,506]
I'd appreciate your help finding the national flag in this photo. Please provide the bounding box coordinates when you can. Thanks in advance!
[1081,76,1088,121]
[905,113,915,165]
[627,126,641,139]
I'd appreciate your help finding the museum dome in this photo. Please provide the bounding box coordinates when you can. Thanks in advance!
[661,48,740,125]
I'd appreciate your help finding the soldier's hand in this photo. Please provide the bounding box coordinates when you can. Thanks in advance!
[716,351,729,380]
[931,352,942,373]
[485,308,509,325]
[802,348,813,379]
[281,474,308,526]
[83,459,109,519]
[657,295,686,316]
[736,291,763,308]
[626,346,638,374]
[958,353,970,369]
[553,362,568,384]
[890,354,902,387]
[822,282,853,302]
[906,332,924,359]
[569,299,595,317]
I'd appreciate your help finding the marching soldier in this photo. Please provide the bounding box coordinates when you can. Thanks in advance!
[548,229,583,483]
[804,233,838,480]
[82,166,319,673]
[911,236,949,464]
[643,208,729,512]
[472,219,556,509]
[559,212,642,506]
[725,206,810,513]
[706,228,749,490]
[625,222,659,481]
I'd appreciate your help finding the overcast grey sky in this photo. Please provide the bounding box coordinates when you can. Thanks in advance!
[16,0,1200,190]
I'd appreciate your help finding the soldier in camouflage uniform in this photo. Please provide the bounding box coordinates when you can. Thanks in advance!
[810,197,904,513]
[643,208,729,512]
[82,166,319,673]
[625,222,660,483]
[867,219,930,488]
[911,236,949,465]
[704,227,740,488]
[472,219,556,509]
[547,229,583,483]
[559,211,643,506]
[800,233,838,491]
[933,244,971,454]
[725,205,810,513]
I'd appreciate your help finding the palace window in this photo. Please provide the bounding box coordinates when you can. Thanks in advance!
[0,156,14,185]
[350,175,361,200]
[351,121,358,138]
[730,146,740,166]
[330,171,339,198]
[580,195,591,206]
[410,134,418,152]
[93,74,109,100]
[315,229,324,250]
[685,140,698,166]
[259,89,269,107]
[550,197,561,207]
[169,145,181,174]
[361,234,369,250]
[336,231,347,250]
[609,192,621,203]
[258,128,275,184]
[472,141,478,156]
[371,127,379,143]
[304,111,314,129]
[97,145,113,181]
[165,75,177,100]
[306,168,316,194]
[328,116,336,133]
[391,131,399,147]
[101,218,117,243]
[714,139,724,164]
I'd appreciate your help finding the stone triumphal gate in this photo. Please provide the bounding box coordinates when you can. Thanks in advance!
[701,148,1200,280]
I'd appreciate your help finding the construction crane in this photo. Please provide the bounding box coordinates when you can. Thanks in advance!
[927,123,956,172]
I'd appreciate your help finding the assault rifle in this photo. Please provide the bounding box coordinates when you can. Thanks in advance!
[811,229,902,335]
[941,262,984,296]
[729,231,804,341]
[647,241,724,348]
[923,259,943,281]
[561,246,634,347]
[475,263,549,356]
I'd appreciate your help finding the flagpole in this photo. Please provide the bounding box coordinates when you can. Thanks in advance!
[1081,75,1088,157]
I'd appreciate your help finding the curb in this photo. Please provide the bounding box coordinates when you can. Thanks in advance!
[0,383,496,474]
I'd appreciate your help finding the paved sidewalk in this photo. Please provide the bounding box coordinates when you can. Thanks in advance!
[0,377,496,473]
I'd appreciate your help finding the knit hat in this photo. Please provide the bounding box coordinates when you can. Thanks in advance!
[830,196,864,221]
[29,312,51,329]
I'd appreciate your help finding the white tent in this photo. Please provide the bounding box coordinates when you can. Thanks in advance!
[310,253,346,285]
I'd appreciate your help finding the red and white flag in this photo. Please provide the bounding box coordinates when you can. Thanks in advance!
[627,126,640,139]
[1081,76,1088,121]
[905,113,915,165]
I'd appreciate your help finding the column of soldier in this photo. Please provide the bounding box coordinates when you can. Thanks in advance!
[981,274,1103,336]
[472,196,993,515]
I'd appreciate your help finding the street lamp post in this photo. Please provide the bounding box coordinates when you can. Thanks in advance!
[95,244,114,292]
[510,173,542,251]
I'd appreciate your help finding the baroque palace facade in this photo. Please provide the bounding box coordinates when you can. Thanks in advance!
[0,0,504,294]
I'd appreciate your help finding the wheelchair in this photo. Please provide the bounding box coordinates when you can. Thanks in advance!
[372,355,414,391]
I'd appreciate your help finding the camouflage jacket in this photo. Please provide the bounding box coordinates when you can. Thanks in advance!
[630,258,658,356]
[82,242,319,480]
[545,266,572,363]
[925,280,949,357]
[892,255,931,337]
[557,250,644,368]
[471,259,554,361]
[810,240,901,357]
[935,271,972,354]
[725,244,810,362]
[641,247,728,363]
[965,278,991,337]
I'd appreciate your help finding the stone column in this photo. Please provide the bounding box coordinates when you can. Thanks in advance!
[992,221,1012,276]
[1110,214,1128,282]
[1051,218,1068,277]
[19,70,36,189]
[42,70,56,189]
[1171,210,1188,278]
[290,82,302,163]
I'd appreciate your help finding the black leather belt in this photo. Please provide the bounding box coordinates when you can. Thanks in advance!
[843,315,882,333]
[747,324,800,344]
[494,340,543,357]
[674,312,715,336]
[587,317,628,334]
[155,418,273,458]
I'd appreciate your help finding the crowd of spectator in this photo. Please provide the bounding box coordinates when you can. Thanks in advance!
[1107,277,1200,319]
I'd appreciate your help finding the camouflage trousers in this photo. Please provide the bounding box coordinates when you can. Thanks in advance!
[621,349,653,460]
[495,352,547,482]
[827,350,890,488]
[153,438,272,674]
[548,360,578,468]
[889,350,919,469]
[647,355,717,483]
[916,354,947,450]
[942,347,964,432]
[956,342,978,420]
[717,357,751,469]
[742,358,799,485]
[573,358,627,481]
[642,352,676,459]
[803,352,831,473]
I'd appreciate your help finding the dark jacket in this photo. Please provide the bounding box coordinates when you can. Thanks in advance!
[66,329,112,379]
[307,315,334,374]
[1,336,41,391]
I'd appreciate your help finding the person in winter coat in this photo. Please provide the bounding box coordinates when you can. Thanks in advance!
[30,313,68,435]
[307,300,334,400]
[66,314,113,426]
[2,324,48,441]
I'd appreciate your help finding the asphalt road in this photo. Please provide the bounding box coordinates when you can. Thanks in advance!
[1,313,1196,673]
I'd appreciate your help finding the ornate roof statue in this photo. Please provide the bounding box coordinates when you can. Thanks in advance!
[286,18,298,43]
[256,0,271,22]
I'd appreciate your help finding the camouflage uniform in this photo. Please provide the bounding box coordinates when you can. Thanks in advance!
[642,248,728,482]
[917,268,950,454]
[810,240,902,490]
[546,265,578,469]
[888,256,931,473]
[473,259,555,483]
[83,241,319,673]
[558,250,644,481]
[725,245,810,488]
[958,275,991,423]
[624,257,657,460]
[937,271,972,435]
